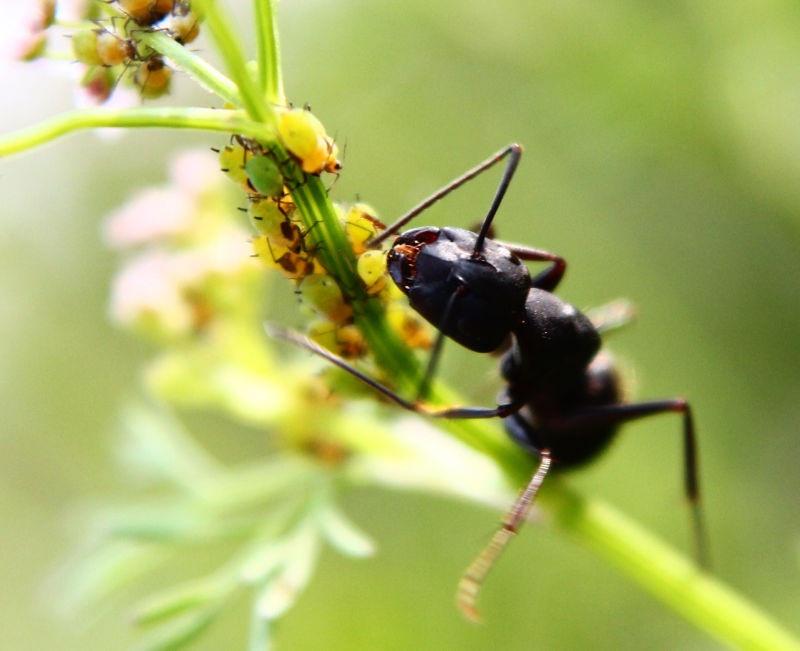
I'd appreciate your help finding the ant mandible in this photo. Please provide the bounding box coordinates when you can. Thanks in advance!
[268,143,706,621]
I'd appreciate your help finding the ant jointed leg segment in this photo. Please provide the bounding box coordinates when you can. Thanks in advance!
[268,143,706,621]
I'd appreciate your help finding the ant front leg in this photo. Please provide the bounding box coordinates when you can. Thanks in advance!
[265,324,524,420]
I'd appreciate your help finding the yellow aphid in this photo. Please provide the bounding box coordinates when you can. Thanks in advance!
[72,29,103,66]
[118,0,175,25]
[307,322,367,359]
[298,274,353,324]
[343,203,385,255]
[217,142,251,186]
[357,250,388,295]
[95,29,136,66]
[386,303,433,350]
[73,27,137,68]
[278,107,342,175]
[252,236,317,279]
[134,56,172,99]
[247,198,293,239]
[158,6,201,44]
[334,324,368,358]
[254,206,303,252]
[321,136,342,174]
[279,107,326,156]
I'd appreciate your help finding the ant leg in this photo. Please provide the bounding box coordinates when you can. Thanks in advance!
[266,323,523,419]
[414,283,467,401]
[457,450,553,622]
[560,399,708,567]
[499,241,567,293]
[416,322,447,402]
[369,144,523,248]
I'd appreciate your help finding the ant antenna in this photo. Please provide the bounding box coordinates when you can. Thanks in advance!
[369,144,524,249]
[473,145,522,254]
[457,450,553,622]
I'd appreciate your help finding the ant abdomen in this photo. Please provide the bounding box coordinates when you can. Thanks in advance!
[501,349,623,468]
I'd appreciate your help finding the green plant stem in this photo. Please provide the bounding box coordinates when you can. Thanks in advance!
[254,0,284,103]
[289,173,800,651]
[0,108,278,157]
[3,6,797,649]
[136,31,242,107]
[194,0,271,123]
[545,484,800,651]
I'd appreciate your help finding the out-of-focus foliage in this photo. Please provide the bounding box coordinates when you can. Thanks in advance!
[1,0,798,649]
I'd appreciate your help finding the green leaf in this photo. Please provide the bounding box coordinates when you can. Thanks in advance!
[53,541,168,616]
[318,504,376,558]
[116,403,221,490]
[252,522,321,621]
[132,606,220,651]
[132,576,233,627]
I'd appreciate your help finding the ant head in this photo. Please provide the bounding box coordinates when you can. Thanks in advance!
[387,226,530,352]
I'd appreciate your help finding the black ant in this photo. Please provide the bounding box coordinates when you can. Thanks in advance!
[267,143,706,621]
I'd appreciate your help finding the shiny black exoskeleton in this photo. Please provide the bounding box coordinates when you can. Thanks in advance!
[270,143,705,620]
[389,227,530,353]
[388,224,621,468]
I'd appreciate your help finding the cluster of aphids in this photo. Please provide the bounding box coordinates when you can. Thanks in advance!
[67,0,201,101]
[217,106,433,360]
[72,0,201,100]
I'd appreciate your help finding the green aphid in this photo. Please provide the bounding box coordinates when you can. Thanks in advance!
[245,154,284,198]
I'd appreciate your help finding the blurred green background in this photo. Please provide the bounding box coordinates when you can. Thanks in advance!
[2,0,799,649]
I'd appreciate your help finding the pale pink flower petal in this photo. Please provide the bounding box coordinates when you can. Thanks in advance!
[103,187,196,248]
[169,150,225,197]
[109,250,195,335]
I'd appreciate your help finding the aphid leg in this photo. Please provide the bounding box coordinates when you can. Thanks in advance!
[456,450,553,622]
